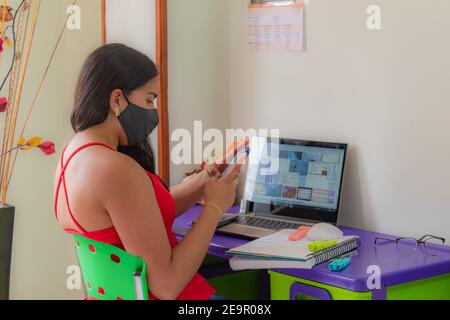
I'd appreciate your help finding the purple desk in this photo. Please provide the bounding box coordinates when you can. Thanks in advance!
[173,205,450,300]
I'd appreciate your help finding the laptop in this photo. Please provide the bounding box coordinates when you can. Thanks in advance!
[216,137,348,239]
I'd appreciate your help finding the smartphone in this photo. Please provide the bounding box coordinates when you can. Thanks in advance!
[220,163,234,178]
[189,214,239,228]
[220,146,250,178]
[217,214,239,227]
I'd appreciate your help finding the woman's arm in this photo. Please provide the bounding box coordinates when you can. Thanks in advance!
[171,139,249,215]
[101,154,240,300]
[170,170,216,216]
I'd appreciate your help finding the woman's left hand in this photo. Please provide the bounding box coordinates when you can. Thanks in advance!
[203,160,222,178]
[203,138,249,178]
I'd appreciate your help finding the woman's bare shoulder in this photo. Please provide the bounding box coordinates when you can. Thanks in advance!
[89,148,147,182]
[88,150,157,212]
[55,143,152,196]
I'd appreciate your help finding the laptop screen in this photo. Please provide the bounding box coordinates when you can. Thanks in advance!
[243,137,348,224]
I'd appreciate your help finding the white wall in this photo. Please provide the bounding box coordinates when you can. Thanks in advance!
[218,0,450,240]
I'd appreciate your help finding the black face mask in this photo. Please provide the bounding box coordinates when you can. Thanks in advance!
[118,92,159,146]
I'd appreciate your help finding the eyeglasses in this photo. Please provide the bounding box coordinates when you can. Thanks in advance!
[374,235,446,256]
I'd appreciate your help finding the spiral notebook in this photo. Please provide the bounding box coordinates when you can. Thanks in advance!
[226,230,360,270]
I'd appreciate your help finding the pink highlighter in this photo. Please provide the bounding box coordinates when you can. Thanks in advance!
[289,226,312,241]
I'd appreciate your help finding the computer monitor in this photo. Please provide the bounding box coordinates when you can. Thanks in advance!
[243,137,348,224]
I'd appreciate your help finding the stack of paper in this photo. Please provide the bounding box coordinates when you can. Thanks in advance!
[226,230,359,271]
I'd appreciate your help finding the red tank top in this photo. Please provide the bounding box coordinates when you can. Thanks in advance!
[54,142,216,300]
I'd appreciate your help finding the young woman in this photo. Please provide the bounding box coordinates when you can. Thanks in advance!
[53,44,241,300]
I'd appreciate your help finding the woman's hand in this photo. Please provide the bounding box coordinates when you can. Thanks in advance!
[202,138,249,178]
[202,161,222,179]
[203,164,242,213]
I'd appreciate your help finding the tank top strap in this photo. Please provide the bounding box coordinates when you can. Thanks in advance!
[54,142,115,233]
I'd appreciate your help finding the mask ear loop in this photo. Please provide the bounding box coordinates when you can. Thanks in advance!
[121,89,131,104]
[116,89,130,118]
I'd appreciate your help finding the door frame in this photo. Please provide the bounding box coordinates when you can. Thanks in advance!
[101,0,170,184]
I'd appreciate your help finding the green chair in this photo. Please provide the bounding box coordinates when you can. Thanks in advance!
[73,234,149,300]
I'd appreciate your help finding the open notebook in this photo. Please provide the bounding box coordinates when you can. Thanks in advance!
[226,230,360,271]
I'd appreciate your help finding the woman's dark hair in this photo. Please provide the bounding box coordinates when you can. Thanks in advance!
[71,43,158,174]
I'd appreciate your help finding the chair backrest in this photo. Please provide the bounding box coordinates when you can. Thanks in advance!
[73,234,149,300]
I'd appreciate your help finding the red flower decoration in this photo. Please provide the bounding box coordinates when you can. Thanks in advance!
[0,96,8,113]
[0,37,3,53]
[39,141,55,155]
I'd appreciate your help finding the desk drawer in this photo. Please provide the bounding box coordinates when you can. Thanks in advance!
[269,270,450,300]
[387,273,450,300]
[269,271,372,300]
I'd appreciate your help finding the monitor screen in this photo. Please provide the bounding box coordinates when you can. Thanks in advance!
[243,137,348,224]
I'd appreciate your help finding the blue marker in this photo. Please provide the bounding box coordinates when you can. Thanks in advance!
[328,257,352,272]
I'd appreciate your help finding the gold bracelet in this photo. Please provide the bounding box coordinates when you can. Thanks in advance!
[203,201,224,219]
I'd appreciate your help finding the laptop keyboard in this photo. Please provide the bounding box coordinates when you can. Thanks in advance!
[238,216,304,230]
